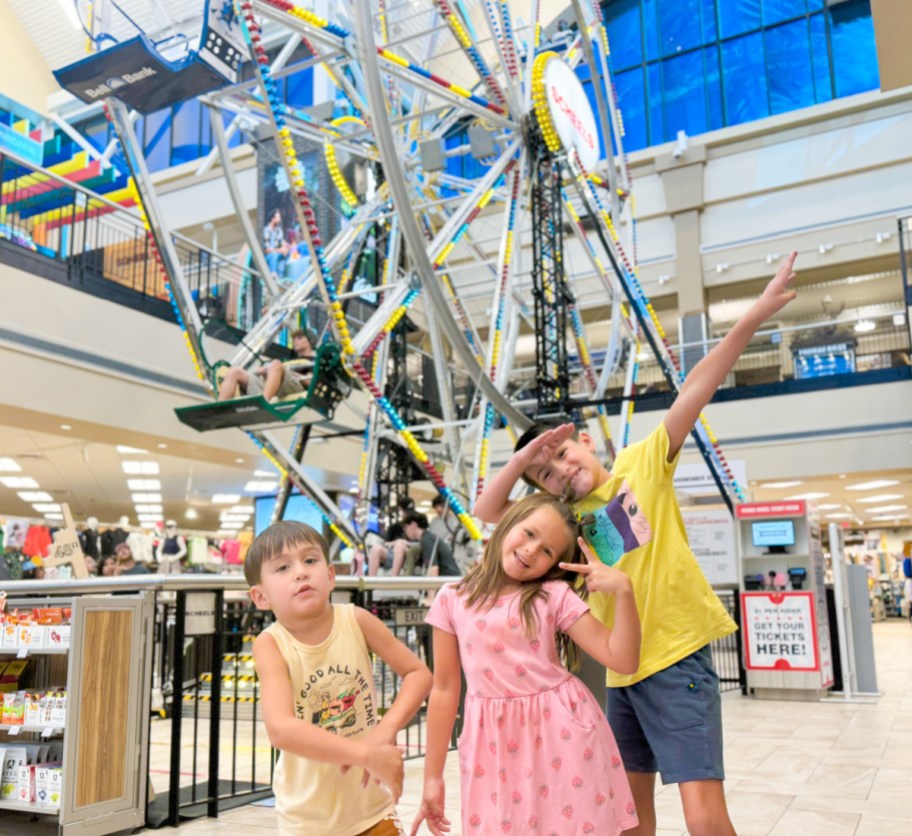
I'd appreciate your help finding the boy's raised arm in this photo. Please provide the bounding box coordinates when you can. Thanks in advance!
[664,252,798,460]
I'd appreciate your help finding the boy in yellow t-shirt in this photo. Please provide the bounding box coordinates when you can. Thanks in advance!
[475,253,799,835]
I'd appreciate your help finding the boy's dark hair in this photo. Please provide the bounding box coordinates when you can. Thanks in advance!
[431,494,446,510]
[402,511,429,530]
[514,421,581,488]
[398,496,415,512]
[244,520,329,585]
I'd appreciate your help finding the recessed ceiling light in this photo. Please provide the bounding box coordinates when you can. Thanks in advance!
[219,514,250,523]
[864,505,908,514]
[235,458,245,464]
[0,476,40,489]
[18,491,53,502]
[869,514,910,521]
[856,494,903,504]
[131,493,162,503]
[116,445,148,454]
[846,480,900,491]
[784,492,830,500]
[137,514,163,523]
[254,469,277,477]
[228,505,253,515]
[32,503,62,513]
[0,458,22,472]
[44,513,64,520]
[127,478,161,491]
[122,461,159,475]
[838,474,847,479]
[212,494,241,504]
[185,508,199,520]
[348,487,359,494]
[825,513,853,519]
[817,504,843,510]
[60,424,72,431]
[244,481,277,493]
[854,319,875,333]
[759,481,803,489]
[157,443,168,449]
[219,521,245,530]
[135,504,163,514]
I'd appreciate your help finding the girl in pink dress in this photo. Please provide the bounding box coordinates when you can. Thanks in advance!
[412,494,641,836]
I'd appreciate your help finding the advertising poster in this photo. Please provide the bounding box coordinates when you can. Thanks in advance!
[682,509,737,586]
[742,591,821,672]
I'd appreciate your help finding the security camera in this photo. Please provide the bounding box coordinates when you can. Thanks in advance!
[673,129,688,160]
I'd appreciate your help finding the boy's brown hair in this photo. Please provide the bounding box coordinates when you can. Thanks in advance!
[244,520,329,585]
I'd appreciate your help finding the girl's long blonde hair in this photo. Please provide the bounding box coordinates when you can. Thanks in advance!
[457,493,584,670]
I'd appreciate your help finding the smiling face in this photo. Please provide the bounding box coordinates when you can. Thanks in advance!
[525,432,607,501]
[500,506,575,587]
[249,541,335,624]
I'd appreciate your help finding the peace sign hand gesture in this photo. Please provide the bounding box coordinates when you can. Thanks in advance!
[560,538,634,597]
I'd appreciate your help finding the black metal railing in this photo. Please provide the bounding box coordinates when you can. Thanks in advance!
[0,150,269,329]
[2,573,743,826]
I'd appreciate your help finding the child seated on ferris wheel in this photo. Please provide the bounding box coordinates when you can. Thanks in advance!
[216,329,315,402]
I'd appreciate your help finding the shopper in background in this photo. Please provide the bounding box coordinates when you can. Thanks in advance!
[263,208,290,279]
[474,252,801,836]
[114,543,150,576]
[216,329,316,402]
[99,555,118,577]
[402,512,461,578]
[246,520,431,835]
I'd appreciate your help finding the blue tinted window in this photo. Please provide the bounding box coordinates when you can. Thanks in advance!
[830,0,879,97]
[701,0,718,43]
[808,12,833,103]
[662,50,708,140]
[642,0,660,60]
[615,67,647,150]
[762,0,806,26]
[607,0,643,70]
[286,65,314,108]
[647,63,665,143]
[658,0,701,57]
[170,100,202,165]
[721,32,769,125]
[704,46,724,130]
[718,0,762,39]
[765,19,814,114]
[142,110,171,172]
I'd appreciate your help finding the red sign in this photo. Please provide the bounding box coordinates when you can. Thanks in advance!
[736,501,806,519]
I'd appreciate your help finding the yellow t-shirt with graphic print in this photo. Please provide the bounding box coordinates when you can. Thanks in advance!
[573,423,736,688]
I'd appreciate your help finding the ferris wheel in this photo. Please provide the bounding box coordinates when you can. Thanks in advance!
[65,0,746,547]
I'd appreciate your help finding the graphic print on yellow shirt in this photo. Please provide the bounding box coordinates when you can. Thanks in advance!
[579,479,653,566]
[299,665,372,734]
[574,423,736,688]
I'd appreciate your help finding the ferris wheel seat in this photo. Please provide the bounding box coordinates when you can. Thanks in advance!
[175,341,351,432]
[54,34,241,115]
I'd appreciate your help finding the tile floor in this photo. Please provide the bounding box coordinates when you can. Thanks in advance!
[4,619,910,835]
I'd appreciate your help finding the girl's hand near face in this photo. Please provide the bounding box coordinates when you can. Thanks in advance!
[560,538,634,597]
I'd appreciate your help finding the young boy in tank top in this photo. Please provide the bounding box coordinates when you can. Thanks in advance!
[246,521,432,836]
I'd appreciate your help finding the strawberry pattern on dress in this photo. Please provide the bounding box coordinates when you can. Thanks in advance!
[426,582,638,835]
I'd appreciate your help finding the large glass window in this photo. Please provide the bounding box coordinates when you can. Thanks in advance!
[605,0,880,151]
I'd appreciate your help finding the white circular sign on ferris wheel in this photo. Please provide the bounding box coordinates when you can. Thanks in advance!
[544,58,600,170]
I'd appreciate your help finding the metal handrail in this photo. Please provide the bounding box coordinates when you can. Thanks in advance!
[0,573,460,596]
[0,148,269,284]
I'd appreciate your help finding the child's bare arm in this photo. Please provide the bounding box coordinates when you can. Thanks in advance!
[354,607,432,739]
[474,423,577,522]
[410,627,461,836]
[664,252,798,460]
[253,632,403,797]
[561,540,641,675]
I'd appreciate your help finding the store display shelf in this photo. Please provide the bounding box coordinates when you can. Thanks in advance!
[0,798,59,814]
[0,648,68,656]
[0,723,64,735]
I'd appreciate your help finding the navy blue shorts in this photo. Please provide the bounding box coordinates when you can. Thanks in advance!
[607,645,725,785]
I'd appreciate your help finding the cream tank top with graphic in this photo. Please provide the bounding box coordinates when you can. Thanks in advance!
[266,604,393,836]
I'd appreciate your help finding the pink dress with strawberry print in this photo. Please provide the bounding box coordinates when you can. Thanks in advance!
[426,582,638,835]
